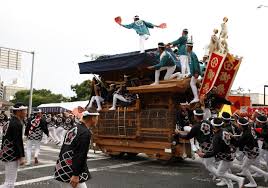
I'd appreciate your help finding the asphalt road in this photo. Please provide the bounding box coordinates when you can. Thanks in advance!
[0,142,268,188]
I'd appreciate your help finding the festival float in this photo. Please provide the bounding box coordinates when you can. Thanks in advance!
[78,17,243,160]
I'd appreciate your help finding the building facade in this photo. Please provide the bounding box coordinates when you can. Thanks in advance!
[3,85,27,101]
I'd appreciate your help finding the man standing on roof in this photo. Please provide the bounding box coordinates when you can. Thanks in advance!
[117,15,165,52]
[0,103,27,188]
[169,29,190,76]
[186,41,201,104]
[147,42,176,85]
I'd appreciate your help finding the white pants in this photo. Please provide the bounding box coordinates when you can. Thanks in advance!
[254,140,267,173]
[139,34,149,52]
[48,127,60,143]
[0,126,3,138]
[242,156,268,185]
[0,161,19,188]
[213,160,243,187]
[111,94,129,109]
[202,157,218,177]
[154,65,176,84]
[190,76,199,102]
[88,96,104,111]
[169,72,183,80]
[264,150,268,167]
[179,55,190,75]
[26,139,41,164]
[41,133,48,144]
[55,127,67,145]
[60,182,87,188]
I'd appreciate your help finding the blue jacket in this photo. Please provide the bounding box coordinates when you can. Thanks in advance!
[154,50,176,70]
[171,35,188,55]
[166,48,181,69]
[122,20,155,36]
[188,51,201,76]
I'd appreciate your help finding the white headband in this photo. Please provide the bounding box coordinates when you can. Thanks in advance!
[82,111,100,117]
[237,120,249,126]
[222,116,231,120]
[256,117,267,124]
[11,106,28,110]
[211,120,224,127]
[193,110,204,116]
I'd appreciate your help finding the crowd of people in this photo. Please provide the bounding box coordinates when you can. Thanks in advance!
[1,100,268,188]
[0,103,97,188]
[174,105,268,188]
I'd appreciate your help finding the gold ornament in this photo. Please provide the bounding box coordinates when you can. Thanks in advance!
[217,84,225,95]
[207,69,215,81]
[219,72,231,83]
[211,57,219,68]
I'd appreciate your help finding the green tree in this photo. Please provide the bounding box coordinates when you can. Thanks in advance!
[70,80,91,101]
[11,89,69,107]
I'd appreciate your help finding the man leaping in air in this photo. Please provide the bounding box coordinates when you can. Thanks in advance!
[115,15,166,52]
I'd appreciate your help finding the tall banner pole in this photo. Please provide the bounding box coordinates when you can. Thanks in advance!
[28,52,35,117]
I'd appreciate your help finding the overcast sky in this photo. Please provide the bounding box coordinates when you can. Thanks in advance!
[0,0,268,97]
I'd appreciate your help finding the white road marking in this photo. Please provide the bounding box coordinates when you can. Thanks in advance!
[15,176,53,186]
[88,161,148,172]
[37,159,55,164]
[0,157,109,175]
[40,146,104,158]
[38,153,59,158]
[14,160,148,186]
[192,176,212,182]
[0,164,55,175]
[40,145,60,153]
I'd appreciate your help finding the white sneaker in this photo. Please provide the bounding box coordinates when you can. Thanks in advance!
[244,182,257,187]
[216,180,227,186]
[150,82,159,86]
[190,98,199,104]
[212,176,218,181]
[109,107,116,111]
[25,162,31,166]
